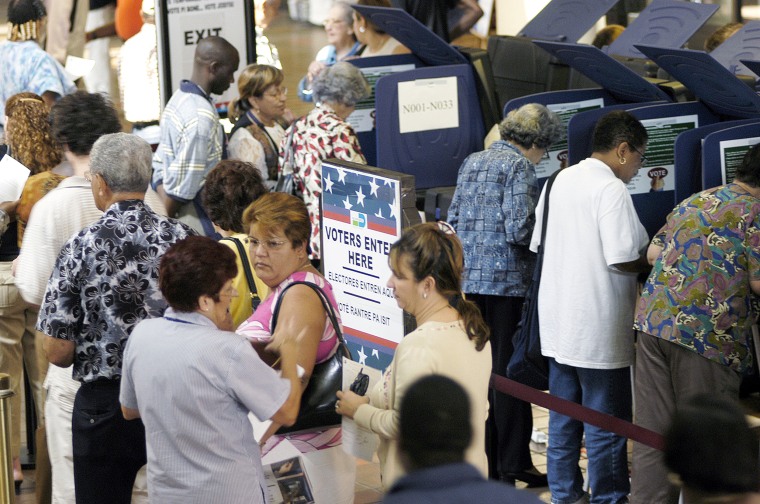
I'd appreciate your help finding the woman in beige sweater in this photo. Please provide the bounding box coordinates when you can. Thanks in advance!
[336,223,492,489]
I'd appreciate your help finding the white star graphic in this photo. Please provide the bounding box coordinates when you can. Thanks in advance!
[371,349,379,359]
[375,208,383,219]
[355,187,366,207]
[337,168,347,183]
[384,178,393,187]
[389,198,398,220]
[324,176,334,193]
[343,196,353,210]
[369,178,379,197]
[358,346,368,365]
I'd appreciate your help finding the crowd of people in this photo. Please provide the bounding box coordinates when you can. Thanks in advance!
[1,0,759,503]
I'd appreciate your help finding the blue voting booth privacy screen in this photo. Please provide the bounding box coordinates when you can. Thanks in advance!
[710,21,760,76]
[517,0,618,42]
[606,0,717,59]
[702,123,760,190]
[375,64,485,189]
[673,119,760,202]
[636,45,760,119]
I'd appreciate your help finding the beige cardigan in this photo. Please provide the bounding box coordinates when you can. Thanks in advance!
[353,320,492,489]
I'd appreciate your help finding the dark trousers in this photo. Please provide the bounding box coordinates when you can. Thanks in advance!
[72,380,146,504]
[469,293,534,477]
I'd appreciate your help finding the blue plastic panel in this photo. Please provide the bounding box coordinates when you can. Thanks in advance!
[533,41,672,103]
[702,123,760,189]
[518,0,618,42]
[636,45,760,119]
[741,59,760,79]
[710,21,760,76]
[673,119,760,202]
[374,64,485,189]
[607,0,718,59]
[567,102,717,237]
[349,55,424,166]
[352,5,468,67]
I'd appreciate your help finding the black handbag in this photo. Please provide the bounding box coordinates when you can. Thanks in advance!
[220,237,260,311]
[506,171,559,391]
[271,281,352,434]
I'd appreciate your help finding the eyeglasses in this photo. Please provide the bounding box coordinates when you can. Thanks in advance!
[248,237,288,251]
[322,18,346,27]
[219,286,238,298]
[542,148,551,161]
[263,87,288,98]
[84,170,93,182]
[631,145,648,166]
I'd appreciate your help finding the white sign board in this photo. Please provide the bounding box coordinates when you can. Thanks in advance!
[720,137,760,184]
[321,163,404,370]
[623,115,699,195]
[397,77,459,134]
[157,0,253,113]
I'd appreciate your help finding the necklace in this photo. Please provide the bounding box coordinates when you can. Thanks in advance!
[417,303,452,326]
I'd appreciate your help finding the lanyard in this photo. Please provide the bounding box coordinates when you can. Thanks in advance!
[246,111,280,155]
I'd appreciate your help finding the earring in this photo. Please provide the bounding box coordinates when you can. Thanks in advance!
[359,26,366,33]
[620,157,626,165]
[423,292,428,299]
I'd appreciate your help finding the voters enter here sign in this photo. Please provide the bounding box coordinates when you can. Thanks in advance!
[321,162,404,370]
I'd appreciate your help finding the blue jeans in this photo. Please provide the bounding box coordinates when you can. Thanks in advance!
[547,358,631,504]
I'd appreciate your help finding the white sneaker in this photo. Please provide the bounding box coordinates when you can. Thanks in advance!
[531,428,548,444]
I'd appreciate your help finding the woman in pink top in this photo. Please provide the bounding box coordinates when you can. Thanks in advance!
[236,192,355,503]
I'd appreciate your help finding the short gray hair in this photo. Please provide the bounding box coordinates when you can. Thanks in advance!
[333,1,355,25]
[499,103,563,149]
[90,133,153,193]
[312,61,371,107]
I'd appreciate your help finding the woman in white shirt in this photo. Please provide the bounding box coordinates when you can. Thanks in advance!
[228,64,293,189]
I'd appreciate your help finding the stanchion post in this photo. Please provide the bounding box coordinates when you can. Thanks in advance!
[0,373,16,503]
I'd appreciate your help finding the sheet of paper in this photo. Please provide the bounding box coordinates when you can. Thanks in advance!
[0,155,30,201]
[341,358,382,461]
[262,456,315,504]
[64,55,95,80]
[397,77,459,134]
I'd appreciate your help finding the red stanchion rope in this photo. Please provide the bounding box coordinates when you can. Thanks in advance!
[489,373,665,451]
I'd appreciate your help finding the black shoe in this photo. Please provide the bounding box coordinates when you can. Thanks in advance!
[14,479,22,495]
[502,467,548,488]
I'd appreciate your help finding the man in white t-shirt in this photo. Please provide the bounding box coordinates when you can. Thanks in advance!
[530,110,650,504]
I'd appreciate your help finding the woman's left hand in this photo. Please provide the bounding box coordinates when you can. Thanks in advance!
[335,389,368,419]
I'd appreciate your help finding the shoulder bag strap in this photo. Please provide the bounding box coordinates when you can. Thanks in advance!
[271,281,347,349]
[220,237,260,310]
[537,170,561,263]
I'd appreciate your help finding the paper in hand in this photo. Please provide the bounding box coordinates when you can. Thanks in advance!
[0,155,30,201]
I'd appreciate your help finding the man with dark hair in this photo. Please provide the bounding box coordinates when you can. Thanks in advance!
[15,90,122,504]
[382,374,543,504]
[664,394,760,504]
[152,35,239,236]
[39,133,195,504]
[632,143,760,504]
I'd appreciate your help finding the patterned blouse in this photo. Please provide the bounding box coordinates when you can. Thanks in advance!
[448,141,538,297]
[37,200,196,382]
[634,184,760,373]
[279,105,366,259]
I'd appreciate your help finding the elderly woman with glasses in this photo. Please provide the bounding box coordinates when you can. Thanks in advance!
[229,64,294,189]
[447,103,562,487]
[280,61,370,261]
[120,236,303,503]
[237,192,356,504]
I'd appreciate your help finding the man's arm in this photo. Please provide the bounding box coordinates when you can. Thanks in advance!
[121,406,141,420]
[44,336,75,367]
[448,0,483,40]
[155,184,182,218]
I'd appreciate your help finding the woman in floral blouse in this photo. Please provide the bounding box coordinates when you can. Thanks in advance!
[279,61,370,262]
[632,142,760,504]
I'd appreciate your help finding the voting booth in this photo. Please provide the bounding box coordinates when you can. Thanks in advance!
[709,21,760,78]
[487,0,619,110]
[702,124,760,189]
[320,160,420,369]
[351,6,491,191]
